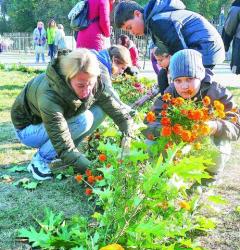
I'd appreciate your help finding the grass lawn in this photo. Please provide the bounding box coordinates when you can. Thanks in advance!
[0,69,240,249]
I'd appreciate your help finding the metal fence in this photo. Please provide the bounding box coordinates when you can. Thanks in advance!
[0,26,230,60]
[0,30,148,54]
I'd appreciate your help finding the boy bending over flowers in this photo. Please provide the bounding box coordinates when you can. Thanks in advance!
[144,49,240,178]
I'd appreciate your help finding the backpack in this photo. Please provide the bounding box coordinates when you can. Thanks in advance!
[68,0,99,31]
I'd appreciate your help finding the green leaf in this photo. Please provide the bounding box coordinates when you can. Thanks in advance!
[13,178,30,186]
[236,206,240,213]
[18,227,51,248]
[23,181,39,190]
[195,216,216,231]
[98,142,121,155]
[208,195,228,205]
[8,165,28,173]
[129,149,149,164]
[102,127,119,137]
[36,208,64,232]
[166,156,211,183]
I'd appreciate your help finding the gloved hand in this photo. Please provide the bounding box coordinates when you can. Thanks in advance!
[78,155,92,170]
[120,135,131,158]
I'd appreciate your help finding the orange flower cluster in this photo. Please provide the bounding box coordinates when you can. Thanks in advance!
[151,94,230,146]
[74,156,106,196]
[146,111,156,123]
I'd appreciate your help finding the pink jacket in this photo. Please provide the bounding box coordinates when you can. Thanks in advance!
[76,0,111,51]
[129,41,139,67]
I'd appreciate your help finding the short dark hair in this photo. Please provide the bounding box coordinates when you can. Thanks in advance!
[114,1,144,28]
[154,43,171,57]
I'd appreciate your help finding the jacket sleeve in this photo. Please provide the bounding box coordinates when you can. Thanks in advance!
[149,18,187,54]
[96,90,133,136]
[38,96,91,172]
[208,83,240,141]
[222,7,240,51]
[99,63,121,103]
[98,0,111,37]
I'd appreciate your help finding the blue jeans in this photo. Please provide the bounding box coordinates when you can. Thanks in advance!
[48,44,56,60]
[36,53,45,63]
[15,105,106,163]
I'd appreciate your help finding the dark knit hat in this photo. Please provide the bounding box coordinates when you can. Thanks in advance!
[169,49,205,81]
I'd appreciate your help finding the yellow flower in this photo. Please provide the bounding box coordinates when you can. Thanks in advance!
[100,244,125,250]
[216,110,225,118]
[214,100,224,111]
[178,200,191,210]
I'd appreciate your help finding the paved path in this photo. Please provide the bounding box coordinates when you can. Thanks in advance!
[0,52,239,88]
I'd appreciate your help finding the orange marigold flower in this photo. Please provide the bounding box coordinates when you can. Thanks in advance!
[192,124,200,131]
[161,126,172,137]
[187,110,203,120]
[161,110,167,117]
[162,93,172,102]
[216,110,225,118]
[172,124,183,135]
[95,175,103,181]
[181,109,188,116]
[178,200,190,210]
[181,130,192,142]
[162,103,169,110]
[174,97,185,106]
[171,98,177,105]
[147,133,155,141]
[75,174,83,183]
[87,175,95,184]
[200,124,211,135]
[231,116,238,123]
[146,111,156,123]
[202,96,211,106]
[161,117,171,126]
[85,169,92,177]
[98,154,107,162]
[85,188,93,196]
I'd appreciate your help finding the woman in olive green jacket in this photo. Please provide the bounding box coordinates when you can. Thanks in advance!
[11,49,132,180]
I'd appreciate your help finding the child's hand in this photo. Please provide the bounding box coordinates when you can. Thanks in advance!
[205,121,218,135]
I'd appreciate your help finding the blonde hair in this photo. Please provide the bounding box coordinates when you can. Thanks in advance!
[59,49,100,82]
[108,45,132,67]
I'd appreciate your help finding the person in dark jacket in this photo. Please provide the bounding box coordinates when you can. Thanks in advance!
[222,0,240,74]
[114,0,225,68]
[11,49,133,181]
[131,44,170,108]
[153,44,171,95]
[144,49,240,176]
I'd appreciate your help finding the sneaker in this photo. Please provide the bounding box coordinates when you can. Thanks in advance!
[27,154,53,181]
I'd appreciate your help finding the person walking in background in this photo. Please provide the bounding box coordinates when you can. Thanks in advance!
[119,34,140,69]
[55,24,67,51]
[114,0,225,69]
[76,0,112,51]
[33,21,46,63]
[47,19,57,60]
[222,0,240,75]
[219,6,225,26]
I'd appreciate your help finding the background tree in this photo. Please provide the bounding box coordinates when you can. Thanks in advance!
[0,0,234,33]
